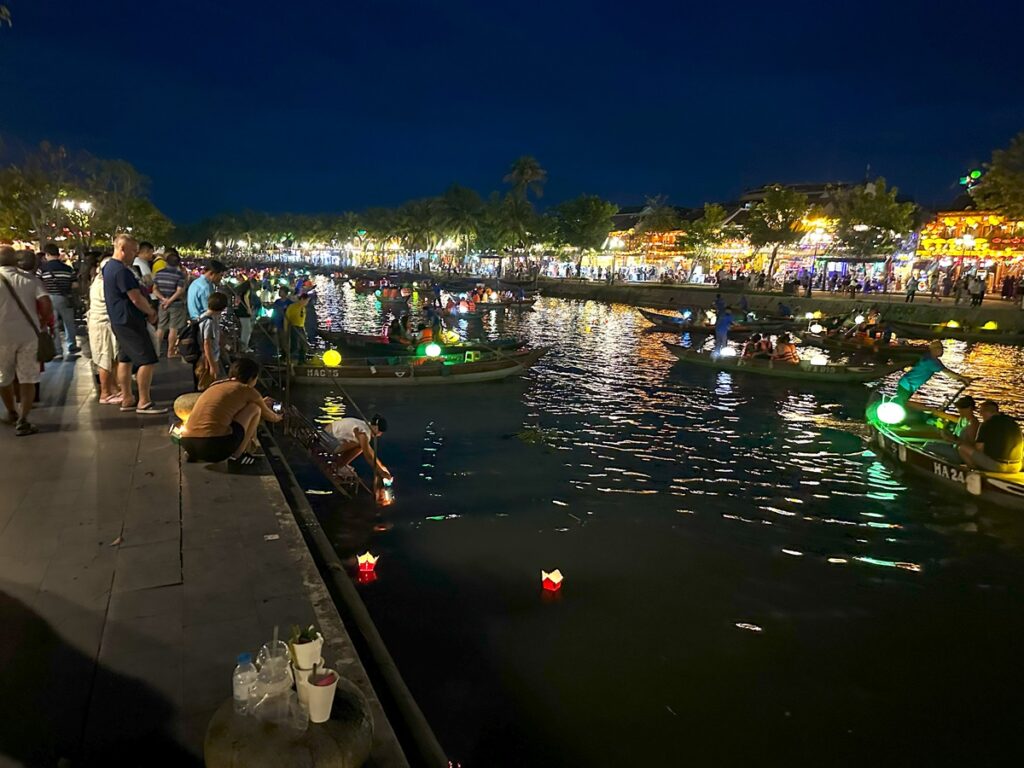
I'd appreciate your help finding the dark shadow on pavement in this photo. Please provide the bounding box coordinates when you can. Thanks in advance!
[0,588,202,768]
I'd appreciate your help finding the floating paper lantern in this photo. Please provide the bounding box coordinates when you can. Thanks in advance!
[541,569,563,592]
[425,342,442,357]
[357,552,379,572]
[357,571,378,585]
[323,349,342,367]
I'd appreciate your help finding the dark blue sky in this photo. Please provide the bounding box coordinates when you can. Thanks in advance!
[2,0,1021,221]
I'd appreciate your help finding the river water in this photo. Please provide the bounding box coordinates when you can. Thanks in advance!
[296,278,1024,766]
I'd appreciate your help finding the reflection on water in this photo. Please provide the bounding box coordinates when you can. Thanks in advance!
[297,277,1024,766]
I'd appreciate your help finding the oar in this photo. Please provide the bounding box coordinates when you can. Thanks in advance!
[941,381,970,412]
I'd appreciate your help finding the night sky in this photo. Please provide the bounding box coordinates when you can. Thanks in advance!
[2,0,1022,222]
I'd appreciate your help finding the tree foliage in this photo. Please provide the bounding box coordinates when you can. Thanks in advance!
[831,178,916,258]
[635,195,681,234]
[0,139,172,249]
[503,155,547,201]
[746,185,810,275]
[553,195,618,260]
[973,131,1024,219]
[681,203,735,272]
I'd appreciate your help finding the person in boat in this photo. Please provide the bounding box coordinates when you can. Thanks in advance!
[771,333,800,364]
[893,340,970,404]
[940,396,980,446]
[325,414,393,480]
[387,316,412,346]
[742,333,772,359]
[416,323,433,343]
[776,301,793,319]
[714,307,733,348]
[957,400,1023,473]
[713,293,726,313]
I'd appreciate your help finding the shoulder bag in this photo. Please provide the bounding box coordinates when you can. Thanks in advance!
[1,274,58,362]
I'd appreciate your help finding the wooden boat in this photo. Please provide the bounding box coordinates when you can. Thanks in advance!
[663,343,904,382]
[866,400,1024,510]
[319,329,524,355]
[798,332,930,358]
[887,320,1024,344]
[291,347,548,386]
[474,298,538,310]
[640,309,785,336]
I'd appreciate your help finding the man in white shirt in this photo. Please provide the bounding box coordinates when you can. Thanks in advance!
[325,415,392,480]
[0,247,53,435]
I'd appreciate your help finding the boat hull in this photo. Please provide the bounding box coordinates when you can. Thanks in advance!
[292,348,548,386]
[888,320,1024,344]
[663,343,902,382]
[640,309,786,336]
[868,421,1024,511]
[799,333,929,358]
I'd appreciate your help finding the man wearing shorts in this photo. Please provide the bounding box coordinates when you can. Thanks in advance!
[0,246,53,435]
[102,234,166,415]
[179,357,282,467]
[153,251,187,357]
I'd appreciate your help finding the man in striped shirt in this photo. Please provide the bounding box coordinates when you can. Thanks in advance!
[39,243,78,360]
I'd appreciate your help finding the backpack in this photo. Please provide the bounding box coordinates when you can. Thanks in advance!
[178,318,206,364]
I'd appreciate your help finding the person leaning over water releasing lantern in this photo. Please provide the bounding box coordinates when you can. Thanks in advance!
[324,415,393,481]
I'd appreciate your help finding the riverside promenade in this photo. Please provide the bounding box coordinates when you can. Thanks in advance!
[0,357,405,767]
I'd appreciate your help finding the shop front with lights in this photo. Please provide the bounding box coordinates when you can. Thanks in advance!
[916,211,1024,290]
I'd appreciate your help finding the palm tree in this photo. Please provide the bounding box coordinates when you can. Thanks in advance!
[438,184,483,262]
[503,155,547,201]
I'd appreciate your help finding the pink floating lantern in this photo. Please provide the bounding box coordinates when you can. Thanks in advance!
[357,552,379,573]
[541,569,563,592]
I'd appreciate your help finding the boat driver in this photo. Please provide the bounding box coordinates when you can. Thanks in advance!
[893,341,971,404]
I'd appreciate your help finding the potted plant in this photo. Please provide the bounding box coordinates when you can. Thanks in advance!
[288,624,324,670]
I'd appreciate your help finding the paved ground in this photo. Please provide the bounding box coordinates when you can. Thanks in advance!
[0,356,404,767]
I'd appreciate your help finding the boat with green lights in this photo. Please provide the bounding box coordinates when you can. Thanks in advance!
[865,399,1024,509]
[291,347,548,386]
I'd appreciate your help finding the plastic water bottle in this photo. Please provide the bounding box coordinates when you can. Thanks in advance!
[232,653,258,714]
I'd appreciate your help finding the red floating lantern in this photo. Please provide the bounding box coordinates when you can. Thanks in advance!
[541,569,563,592]
[357,571,378,585]
[357,552,378,572]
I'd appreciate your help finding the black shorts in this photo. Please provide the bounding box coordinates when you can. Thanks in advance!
[180,421,245,463]
[112,320,158,367]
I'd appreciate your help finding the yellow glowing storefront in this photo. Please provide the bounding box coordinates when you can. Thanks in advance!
[917,212,1024,285]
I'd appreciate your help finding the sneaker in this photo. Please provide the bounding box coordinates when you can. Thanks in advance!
[228,453,258,468]
[135,403,168,415]
[15,420,39,436]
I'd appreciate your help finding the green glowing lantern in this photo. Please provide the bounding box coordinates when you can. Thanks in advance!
[876,402,906,425]
[425,342,442,358]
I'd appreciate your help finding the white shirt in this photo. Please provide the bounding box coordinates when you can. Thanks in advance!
[88,258,111,325]
[328,417,371,446]
[0,266,48,345]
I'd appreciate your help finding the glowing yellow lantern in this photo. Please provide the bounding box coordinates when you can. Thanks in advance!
[357,552,379,572]
[323,349,343,367]
[982,321,998,331]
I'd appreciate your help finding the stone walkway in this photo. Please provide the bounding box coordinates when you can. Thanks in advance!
[0,357,405,767]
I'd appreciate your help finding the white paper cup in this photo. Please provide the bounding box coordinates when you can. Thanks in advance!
[293,658,325,708]
[301,668,338,724]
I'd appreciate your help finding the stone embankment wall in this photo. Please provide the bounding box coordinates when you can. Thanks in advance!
[537,279,1024,330]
